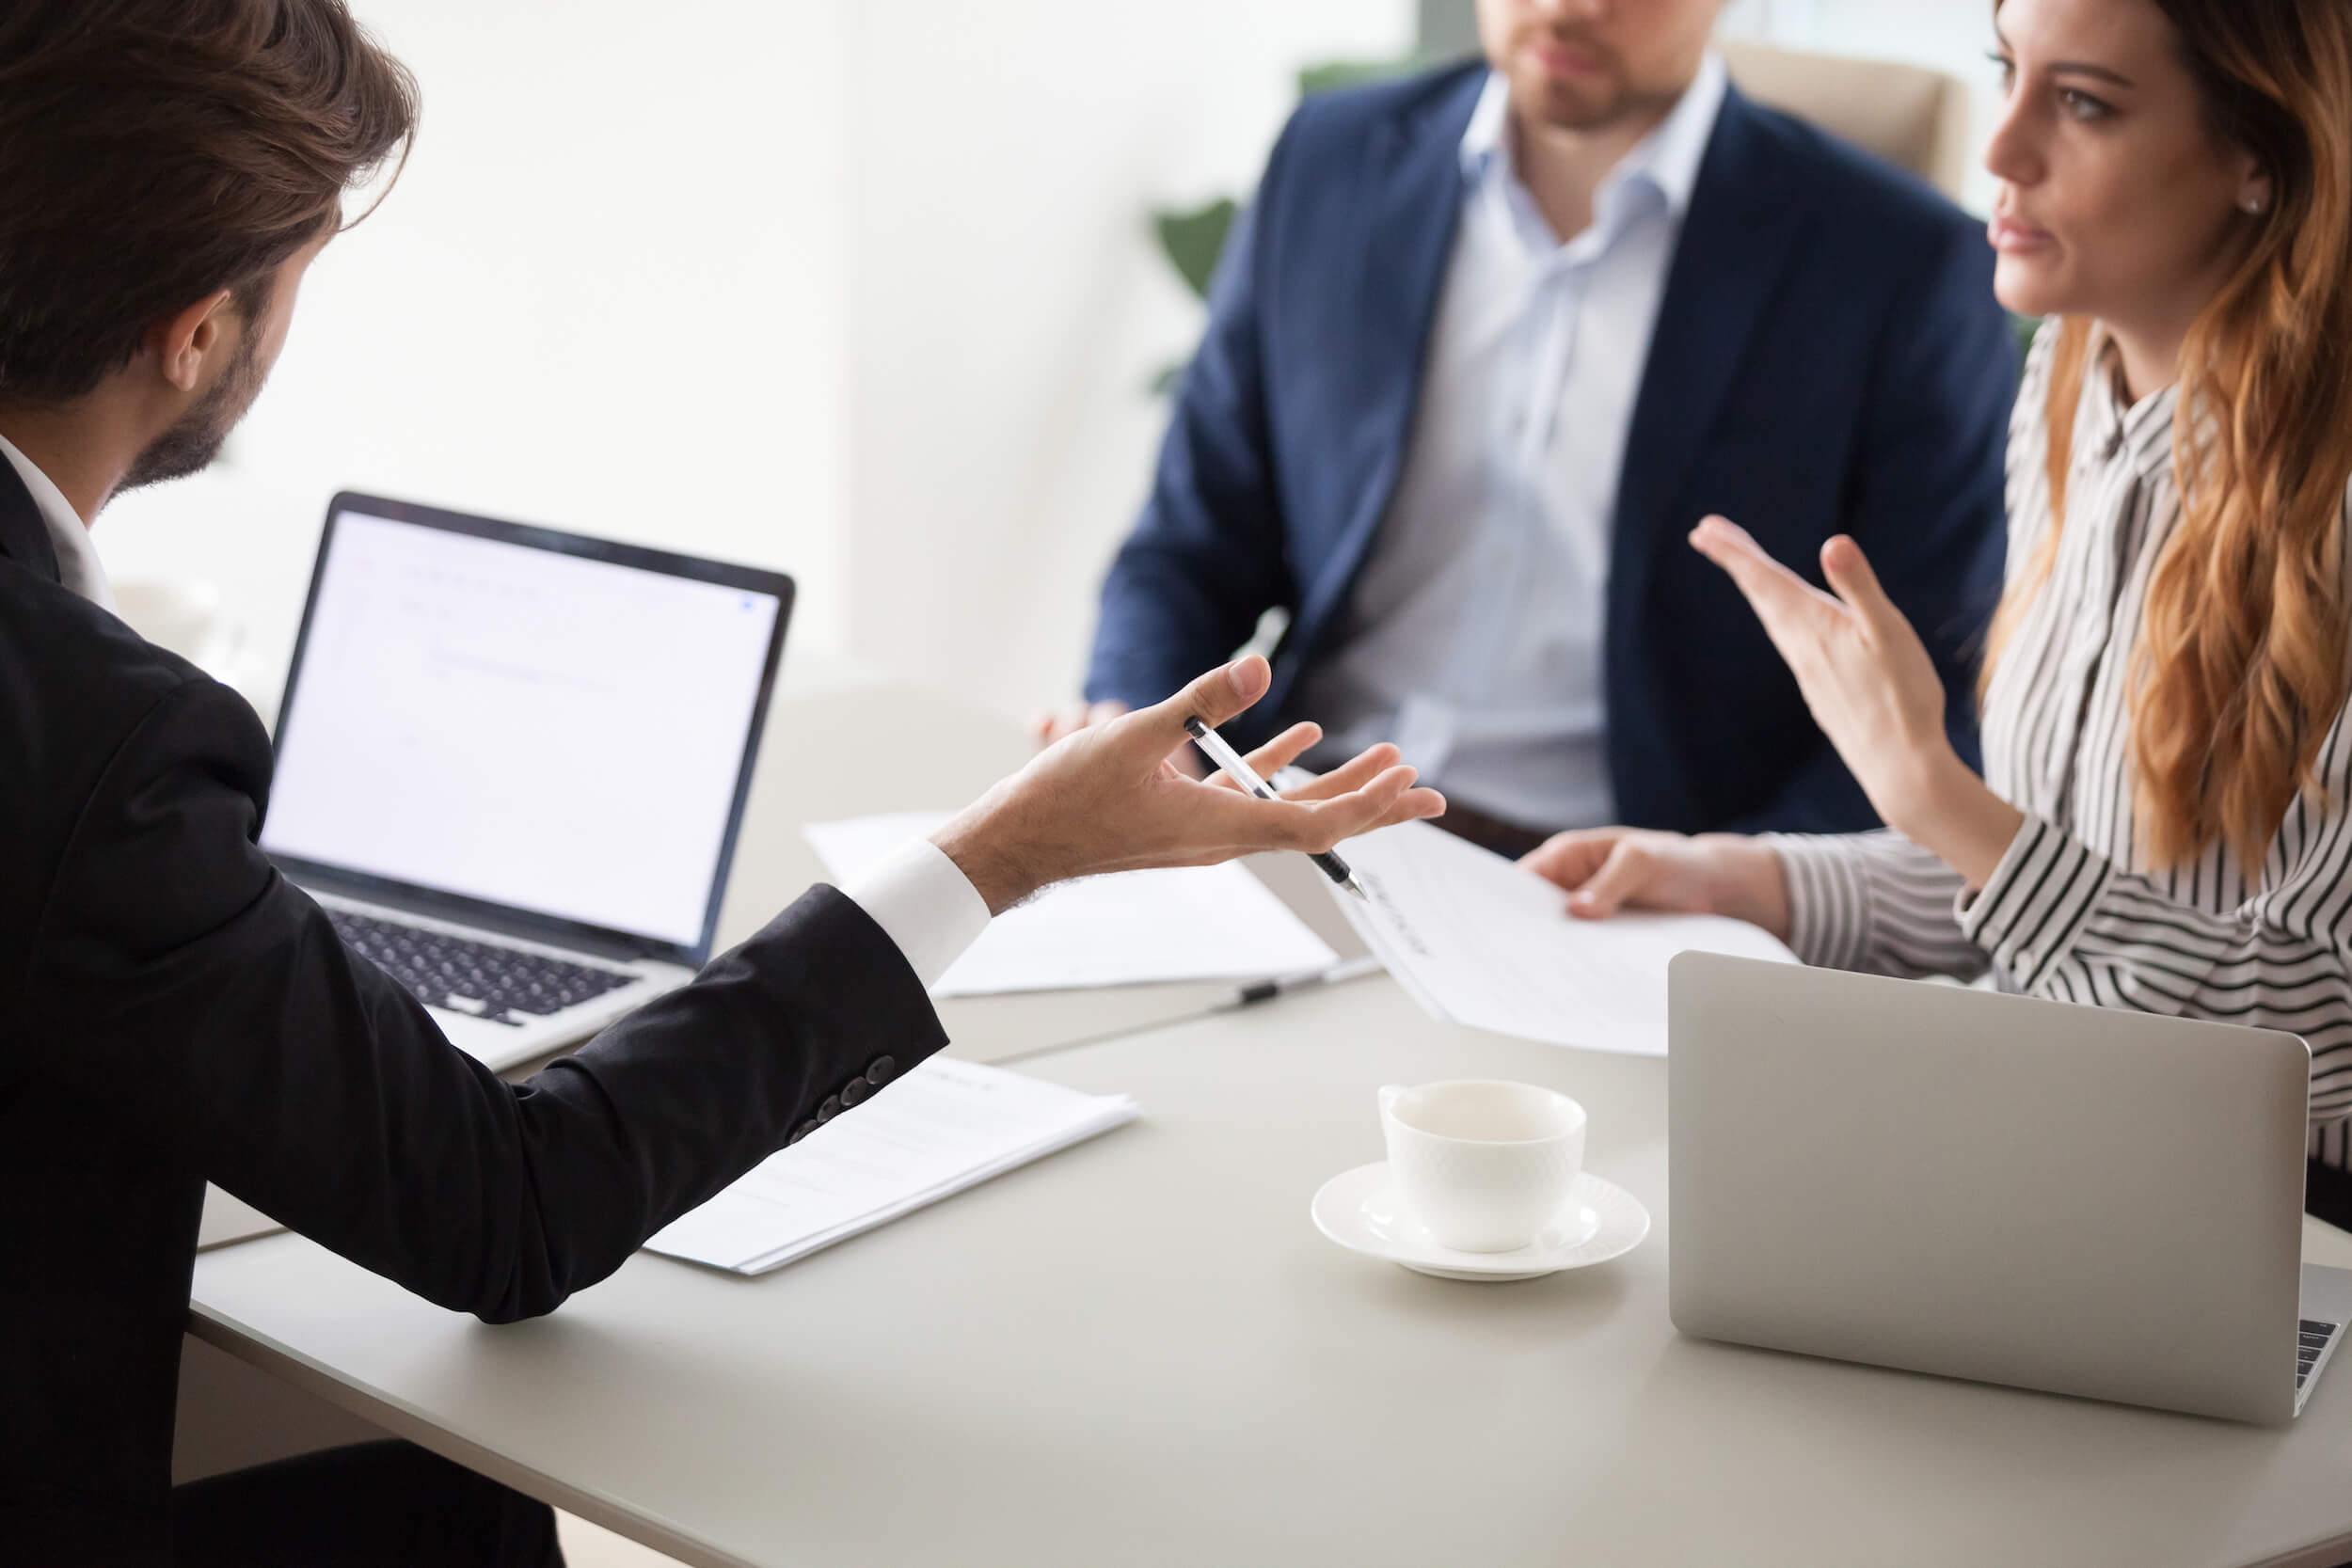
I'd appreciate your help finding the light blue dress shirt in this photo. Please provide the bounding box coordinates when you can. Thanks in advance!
[1297,55,1728,831]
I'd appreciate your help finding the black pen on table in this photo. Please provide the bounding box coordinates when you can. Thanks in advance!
[1183,714,1371,902]
[1215,954,1385,1012]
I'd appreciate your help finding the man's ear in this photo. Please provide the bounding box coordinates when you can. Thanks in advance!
[148,289,237,394]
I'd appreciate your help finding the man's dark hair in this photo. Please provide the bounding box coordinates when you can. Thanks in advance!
[0,0,417,403]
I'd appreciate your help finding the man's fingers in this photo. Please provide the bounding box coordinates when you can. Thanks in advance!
[1278,741,1400,801]
[1565,839,1653,920]
[1285,765,1431,847]
[1361,784,1447,833]
[1032,701,1084,745]
[1036,699,1126,747]
[1197,764,1422,852]
[1223,721,1322,787]
[1135,654,1271,744]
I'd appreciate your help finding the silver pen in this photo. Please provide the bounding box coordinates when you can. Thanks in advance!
[1215,954,1384,1011]
[1184,715,1370,901]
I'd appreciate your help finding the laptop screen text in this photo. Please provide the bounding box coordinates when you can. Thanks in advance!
[262,511,780,949]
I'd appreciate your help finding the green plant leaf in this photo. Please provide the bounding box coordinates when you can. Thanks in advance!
[1296,54,1434,98]
[1152,198,1239,302]
[1145,52,1427,390]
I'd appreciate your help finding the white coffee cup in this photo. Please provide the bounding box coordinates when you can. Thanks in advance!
[1378,1080,1586,1253]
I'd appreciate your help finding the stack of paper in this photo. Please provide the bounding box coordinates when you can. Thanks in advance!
[805,812,1337,994]
[645,1055,1137,1275]
[1329,816,1797,1057]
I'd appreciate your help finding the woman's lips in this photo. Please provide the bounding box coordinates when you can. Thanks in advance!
[1989,214,2056,253]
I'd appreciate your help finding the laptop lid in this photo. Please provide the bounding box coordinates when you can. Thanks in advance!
[261,491,793,969]
[1667,953,2311,1423]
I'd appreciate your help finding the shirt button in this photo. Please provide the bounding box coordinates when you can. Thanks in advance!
[866,1057,897,1086]
[841,1075,871,1108]
[816,1094,843,1123]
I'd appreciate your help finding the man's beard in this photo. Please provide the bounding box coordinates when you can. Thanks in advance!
[119,326,267,493]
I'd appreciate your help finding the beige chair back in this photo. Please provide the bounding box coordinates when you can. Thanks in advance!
[1719,39,1975,202]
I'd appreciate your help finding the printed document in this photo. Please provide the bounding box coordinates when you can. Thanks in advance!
[646,1056,1136,1275]
[1330,817,1795,1056]
[806,812,1337,994]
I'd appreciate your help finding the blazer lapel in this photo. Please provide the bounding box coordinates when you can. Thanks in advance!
[1606,88,1803,644]
[0,451,63,586]
[1283,69,1483,704]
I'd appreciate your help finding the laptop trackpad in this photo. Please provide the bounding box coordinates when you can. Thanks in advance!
[428,1004,539,1065]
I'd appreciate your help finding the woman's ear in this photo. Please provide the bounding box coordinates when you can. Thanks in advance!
[2237,166,2274,217]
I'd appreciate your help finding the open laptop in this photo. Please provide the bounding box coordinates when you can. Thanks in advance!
[261,491,792,1071]
[1667,953,2351,1424]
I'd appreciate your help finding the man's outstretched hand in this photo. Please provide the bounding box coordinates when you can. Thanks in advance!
[936,656,1444,913]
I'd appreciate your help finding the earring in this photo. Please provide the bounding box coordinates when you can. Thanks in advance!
[2242,190,2267,214]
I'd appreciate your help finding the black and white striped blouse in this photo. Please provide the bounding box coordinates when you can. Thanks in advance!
[1771,321,2352,1171]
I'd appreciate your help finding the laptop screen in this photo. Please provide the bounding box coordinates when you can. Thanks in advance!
[262,497,790,959]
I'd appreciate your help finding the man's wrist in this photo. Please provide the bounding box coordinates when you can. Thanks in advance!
[931,800,1041,916]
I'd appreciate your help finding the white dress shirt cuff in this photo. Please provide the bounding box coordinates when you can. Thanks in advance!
[843,837,993,990]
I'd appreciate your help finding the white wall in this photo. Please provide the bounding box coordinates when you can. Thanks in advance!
[88,0,1414,726]
[841,1,1414,717]
[97,1,1989,722]
[97,0,859,704]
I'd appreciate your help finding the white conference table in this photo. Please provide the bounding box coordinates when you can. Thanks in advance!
[188,680,2352,1568]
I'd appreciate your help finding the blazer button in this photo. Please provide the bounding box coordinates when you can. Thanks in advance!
[866,1056,897,1086]
[841,1076,871,1107]
[787,1121,818,1145]
[816,1094,843,1122]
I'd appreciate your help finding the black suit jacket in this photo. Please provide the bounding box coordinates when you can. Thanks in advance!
[0,460,949,1563]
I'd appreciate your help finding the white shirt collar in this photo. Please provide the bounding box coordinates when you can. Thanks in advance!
[1461,50,1729,232]
[0,430,118,614]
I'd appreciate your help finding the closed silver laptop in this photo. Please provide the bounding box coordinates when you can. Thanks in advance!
[1667,953,2350,1423]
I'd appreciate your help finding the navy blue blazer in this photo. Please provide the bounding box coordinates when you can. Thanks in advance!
[1086,64,2017,834]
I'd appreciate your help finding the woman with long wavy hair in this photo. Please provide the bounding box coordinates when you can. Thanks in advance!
[1522,0,2352,1221]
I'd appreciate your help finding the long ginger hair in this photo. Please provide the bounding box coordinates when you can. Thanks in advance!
[1982,0,2352,870]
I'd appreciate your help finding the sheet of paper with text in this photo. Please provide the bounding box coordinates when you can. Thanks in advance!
[806,812,1336,995]
[1329,817,1796,1055]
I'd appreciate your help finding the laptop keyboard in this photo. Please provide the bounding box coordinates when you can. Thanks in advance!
[2299,1319,2341,1390]
[328,909,637,1026]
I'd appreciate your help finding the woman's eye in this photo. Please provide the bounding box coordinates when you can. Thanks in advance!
[1988,52,2016,93]
[2059,87,2112,120]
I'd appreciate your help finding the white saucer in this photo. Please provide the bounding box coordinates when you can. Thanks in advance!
[1311,1162,1650,1282]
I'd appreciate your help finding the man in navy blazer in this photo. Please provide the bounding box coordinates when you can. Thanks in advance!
[1058,2,2016,851]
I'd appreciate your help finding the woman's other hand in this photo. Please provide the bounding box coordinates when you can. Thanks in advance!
[1521,828,1791,940]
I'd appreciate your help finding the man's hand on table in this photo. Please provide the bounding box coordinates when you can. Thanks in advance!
[942,656,1444,915]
